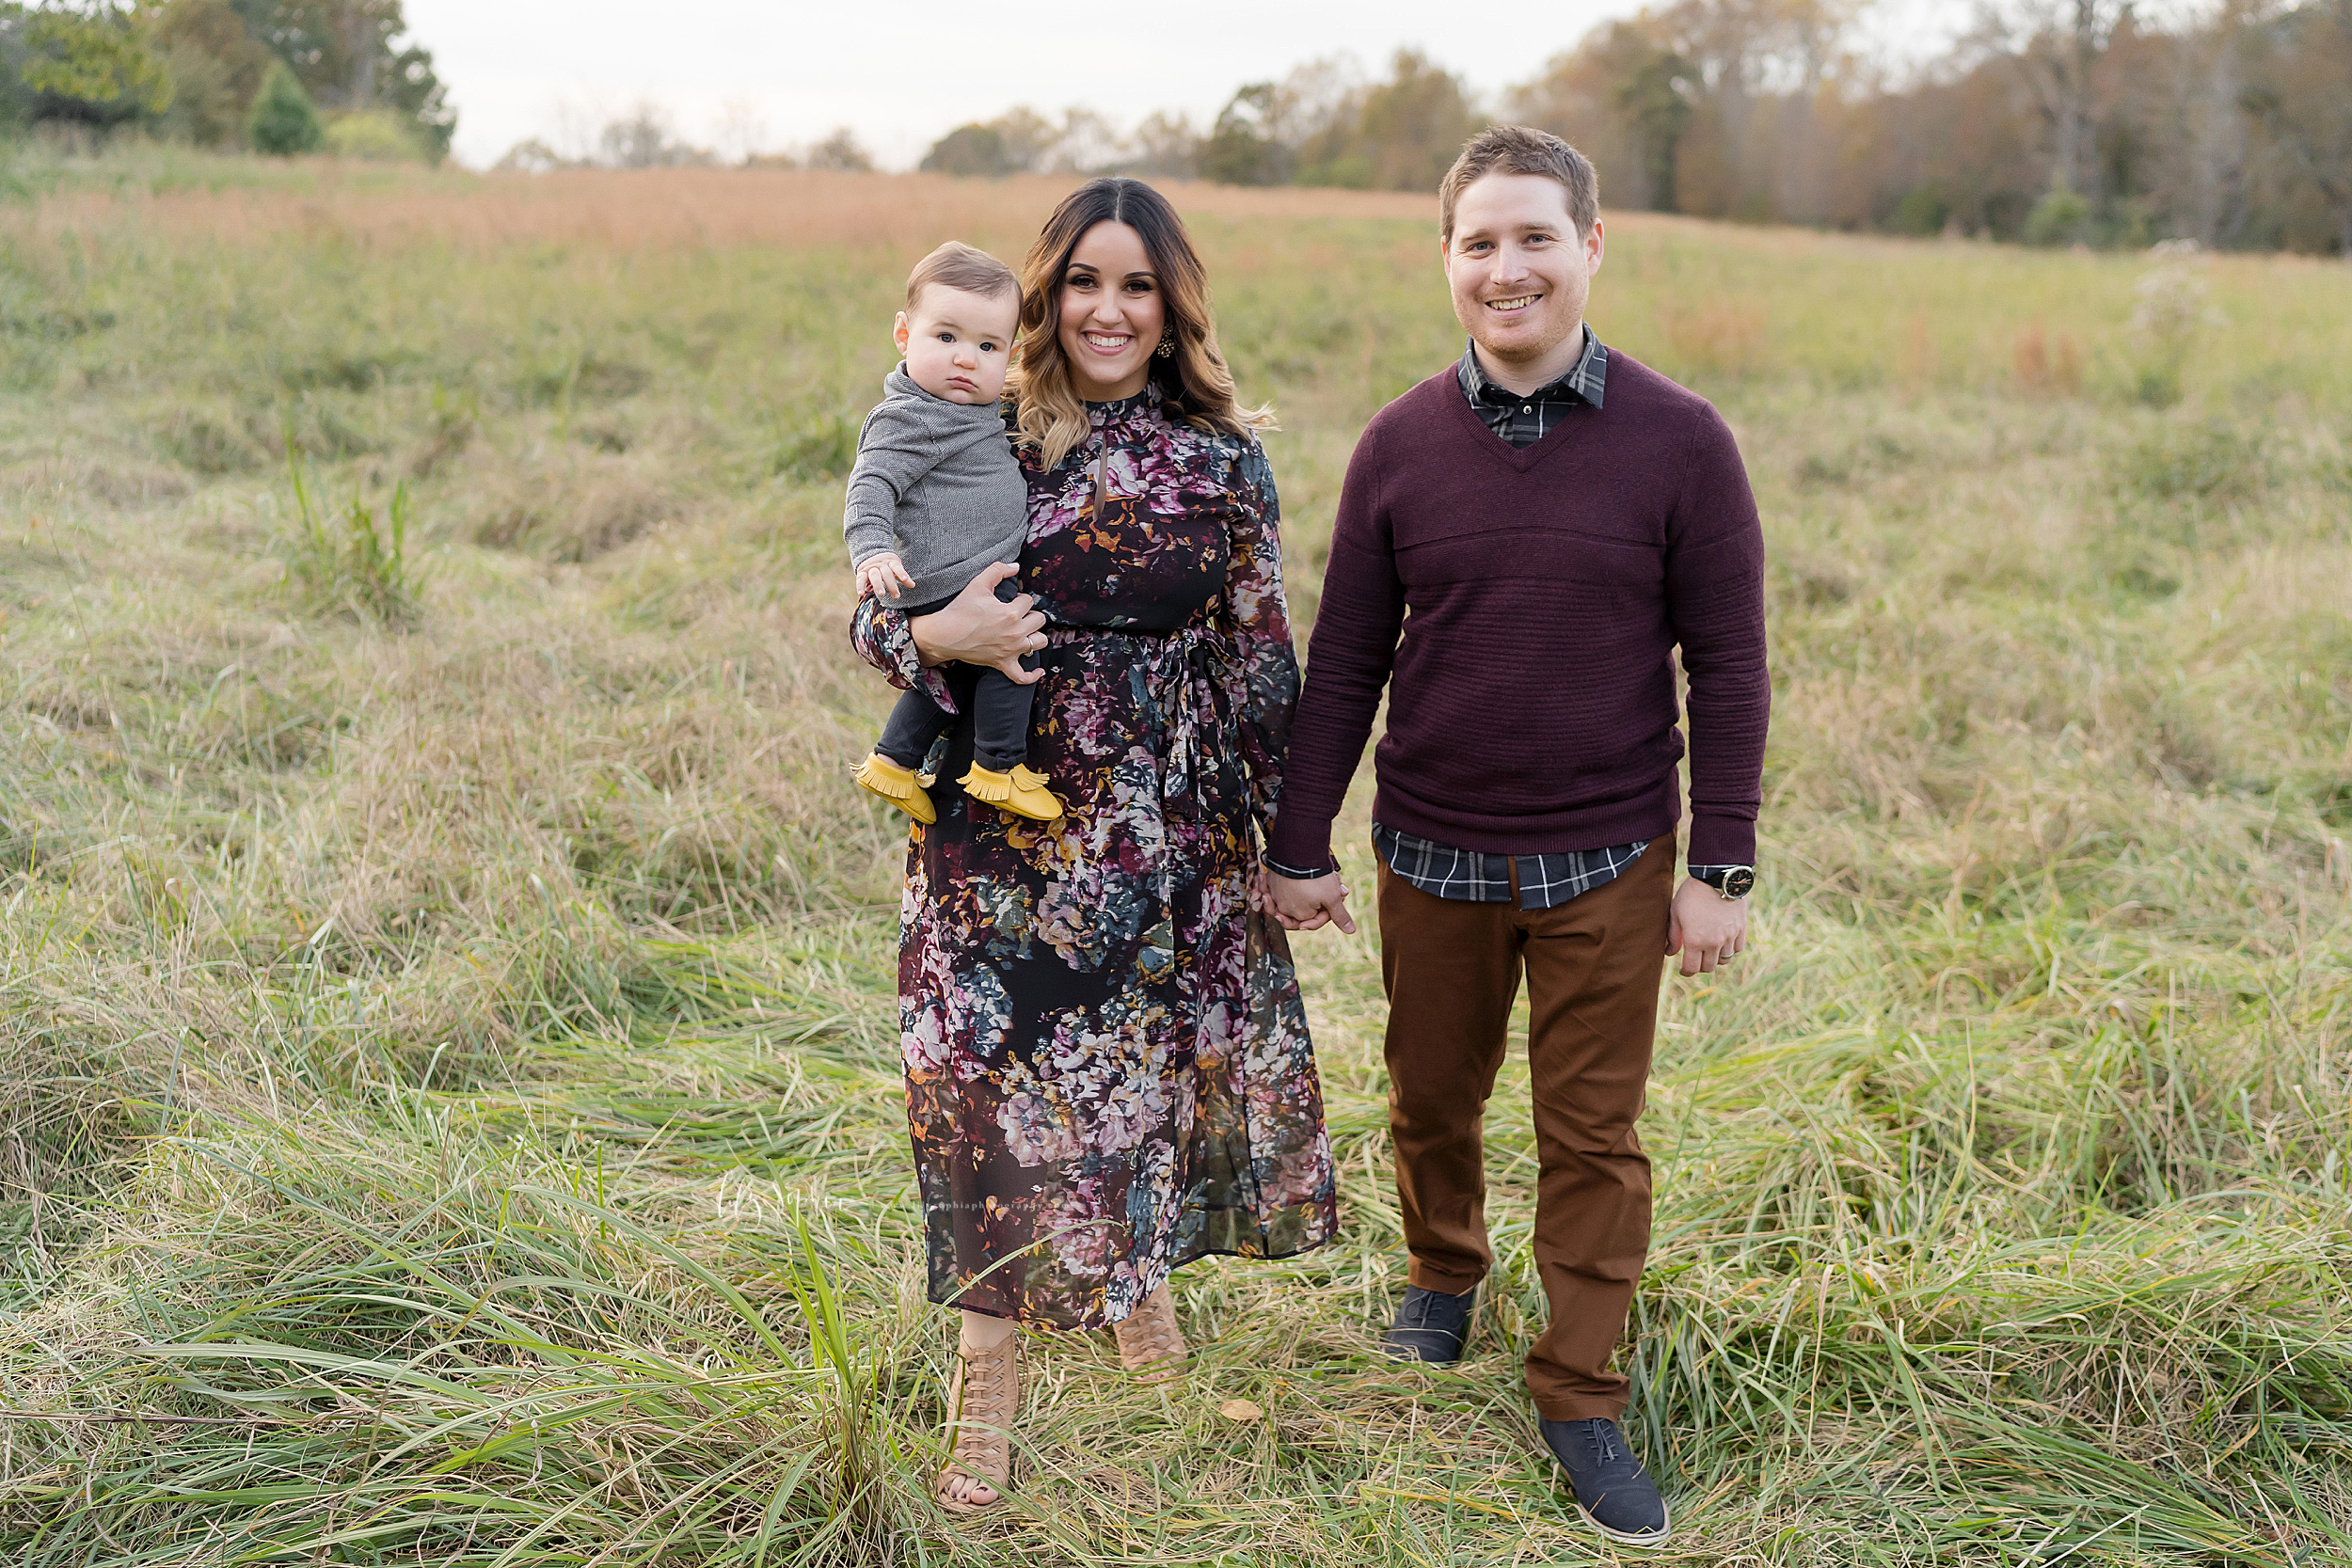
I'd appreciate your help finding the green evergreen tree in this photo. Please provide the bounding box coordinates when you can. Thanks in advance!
[229,1,455,160]
[1607,32,1694,214]
[246,57,322,154]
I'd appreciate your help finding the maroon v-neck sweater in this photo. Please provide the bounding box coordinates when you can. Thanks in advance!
[1266,352,1769,873]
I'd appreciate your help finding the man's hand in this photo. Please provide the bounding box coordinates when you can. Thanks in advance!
[1263,866,1358,934]
[1667,876,1748,975]
[855,552,915,603]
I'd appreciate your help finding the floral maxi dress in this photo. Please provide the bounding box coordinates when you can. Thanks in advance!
[851,386,1340,1328]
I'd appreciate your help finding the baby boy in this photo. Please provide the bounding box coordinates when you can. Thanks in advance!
[846,242,1062,825]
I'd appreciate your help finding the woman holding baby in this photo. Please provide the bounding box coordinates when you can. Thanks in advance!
[850,178,1338,1512]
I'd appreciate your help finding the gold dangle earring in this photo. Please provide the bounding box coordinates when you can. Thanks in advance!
[1154,328,1177,359]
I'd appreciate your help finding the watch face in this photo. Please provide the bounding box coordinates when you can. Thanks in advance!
[1722,867,1756,899]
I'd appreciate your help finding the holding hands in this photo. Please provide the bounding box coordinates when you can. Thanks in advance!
[1258,865,1358,934]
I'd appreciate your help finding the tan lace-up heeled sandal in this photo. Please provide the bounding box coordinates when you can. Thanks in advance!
[936,1332,1019,1514]
[1113,1284,1187,1385]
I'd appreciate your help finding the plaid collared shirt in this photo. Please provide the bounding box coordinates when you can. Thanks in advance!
[1372,825,1650,911]
[1266,827,1749,910]
[1456,325,1608,447]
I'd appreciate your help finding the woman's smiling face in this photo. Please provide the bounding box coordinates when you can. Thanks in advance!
[1056,220,1164,403]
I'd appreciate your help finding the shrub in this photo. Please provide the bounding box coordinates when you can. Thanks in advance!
[2130,242,2219,409]
[247,61,323,157]
[1888,182,1949,237]
[920,123,1016,177]
[324,111,425,164]
[2022,183,2090,246]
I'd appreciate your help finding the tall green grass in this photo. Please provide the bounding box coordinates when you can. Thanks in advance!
[279,459,423,624]
[0,152,2345,1564]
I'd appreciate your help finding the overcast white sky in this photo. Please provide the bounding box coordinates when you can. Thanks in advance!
[400,1,1632,170]
[405,0,1971,170]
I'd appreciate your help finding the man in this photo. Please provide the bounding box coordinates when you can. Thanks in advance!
[1263,125,1768,1547]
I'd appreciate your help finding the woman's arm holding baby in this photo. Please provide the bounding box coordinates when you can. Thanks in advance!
[850,562,1042,719]
[908,562,1046,682]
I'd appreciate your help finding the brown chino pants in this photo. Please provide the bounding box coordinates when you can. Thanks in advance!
[1377,839,1674,1421]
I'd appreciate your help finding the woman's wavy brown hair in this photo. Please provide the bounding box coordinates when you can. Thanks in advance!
[1010,178,1274,471]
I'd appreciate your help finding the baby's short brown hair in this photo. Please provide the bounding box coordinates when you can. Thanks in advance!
[1439,125,1599,243]
[905,241,1019,310]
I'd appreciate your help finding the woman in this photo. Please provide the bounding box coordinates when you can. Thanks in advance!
[850,178,1339,1513]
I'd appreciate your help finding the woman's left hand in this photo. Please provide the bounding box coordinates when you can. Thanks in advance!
[908,562,1047,681]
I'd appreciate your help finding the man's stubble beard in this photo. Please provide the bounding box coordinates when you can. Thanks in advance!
[1464,280,1586,374]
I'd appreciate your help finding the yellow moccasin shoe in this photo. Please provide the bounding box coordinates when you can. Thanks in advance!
[961,762,1065,821]
[851,752,936,825]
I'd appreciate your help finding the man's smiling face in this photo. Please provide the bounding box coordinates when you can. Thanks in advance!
[1442,173,1604,383]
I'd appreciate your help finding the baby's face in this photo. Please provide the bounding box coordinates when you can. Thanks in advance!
[894,285,1019,405]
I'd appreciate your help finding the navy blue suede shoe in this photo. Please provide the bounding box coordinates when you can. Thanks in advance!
[1381,1284,1476,1363]
[1540,1417,1671,1545]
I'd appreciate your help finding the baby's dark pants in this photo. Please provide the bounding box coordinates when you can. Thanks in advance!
[872,576,1039,774]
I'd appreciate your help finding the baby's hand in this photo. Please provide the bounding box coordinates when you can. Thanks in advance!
[856,553,915,602]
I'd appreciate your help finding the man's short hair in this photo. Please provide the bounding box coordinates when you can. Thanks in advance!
[1439,126,1599,243]
[905,241,1018,310]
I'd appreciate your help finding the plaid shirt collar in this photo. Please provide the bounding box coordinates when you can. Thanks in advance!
[1456,325,1608,422]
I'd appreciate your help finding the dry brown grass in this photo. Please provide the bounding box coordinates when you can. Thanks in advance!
[17,167,1457,255]
[2012,320,2088,396]
[2,151,2348,1567]
[1663,297,1771,376]
[459,446,681,561]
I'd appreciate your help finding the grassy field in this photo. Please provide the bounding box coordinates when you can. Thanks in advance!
[1,146,2348,1565]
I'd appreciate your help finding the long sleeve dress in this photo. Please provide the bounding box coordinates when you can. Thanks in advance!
[850,384,1340,1329]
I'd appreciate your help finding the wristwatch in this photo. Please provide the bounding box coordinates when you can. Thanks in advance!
[1696,865,1756,900]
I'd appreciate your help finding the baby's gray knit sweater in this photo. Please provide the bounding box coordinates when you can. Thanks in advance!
[841,366,1026,606]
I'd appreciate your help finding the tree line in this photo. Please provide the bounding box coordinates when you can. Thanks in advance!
[0,0,453,160]
[491,102,876,176]
[10,2,2339,255]
[922,1,2352,256]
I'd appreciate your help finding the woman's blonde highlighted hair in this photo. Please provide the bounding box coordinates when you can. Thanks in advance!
[1010,178,1274,471]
